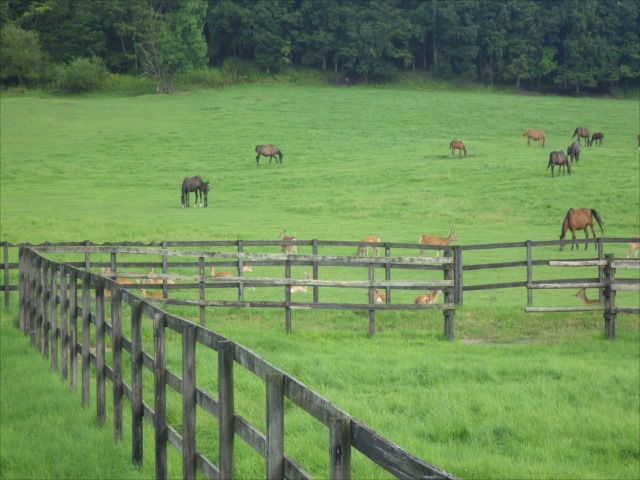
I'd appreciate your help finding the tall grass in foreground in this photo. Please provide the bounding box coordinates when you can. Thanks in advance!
[1,85,639,478]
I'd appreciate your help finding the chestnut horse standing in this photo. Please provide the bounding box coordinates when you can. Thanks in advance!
[572,127,590,146]
[559,208,604,251]
[449,140,467,157]
[521,128,546,147]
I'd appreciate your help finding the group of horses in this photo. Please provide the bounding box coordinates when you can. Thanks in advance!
[180,144,284,208]
[531,126,606,177]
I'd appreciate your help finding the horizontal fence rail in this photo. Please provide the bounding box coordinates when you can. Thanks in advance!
[17,247,458,480]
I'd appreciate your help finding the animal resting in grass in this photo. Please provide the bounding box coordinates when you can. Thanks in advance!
[449,140,467,157]
[547,151,571,177]
[521,128,546,147]
[590,132,604,147]
[559,208,604,251]
[181,176,209,208]
[256,144,283,165]
[567,141,581,163]
[572,127,590,146]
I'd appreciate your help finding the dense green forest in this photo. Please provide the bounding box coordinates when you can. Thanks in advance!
[1,0,638,94]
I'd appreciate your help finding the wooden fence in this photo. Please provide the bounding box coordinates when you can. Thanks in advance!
[17,247,458,480]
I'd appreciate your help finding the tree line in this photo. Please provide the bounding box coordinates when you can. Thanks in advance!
[1,0,638,93]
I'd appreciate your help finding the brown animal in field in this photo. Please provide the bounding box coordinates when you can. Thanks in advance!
[449,140,467,157]
[547,151,571,177]
[242,265,253,273]
[559,208,604,251]
[290,271,311,293]
[210,266,234,277]
[575,288,599,305]
[100,267,133,296]
[572,127,590,146]
[419,223,457,257]
[255,144,283,165]
[414,290,442,304]
[356,235,381,256]
[590,132,604,147]
[372,289,387,304]
[141,289,164,299]
[148,268,175,285]
[627,235,640,258]
[279,230,297,254]
[566,141,581,163]
[521,128,546,147]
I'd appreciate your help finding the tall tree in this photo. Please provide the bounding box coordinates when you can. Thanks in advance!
[138,0,207,92]
[0,23,44,85]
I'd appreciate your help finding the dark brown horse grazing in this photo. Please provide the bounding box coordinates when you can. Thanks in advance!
[590,132,604,147]
[572,127,590,146]
[181,176,209,208]
[449,140,467,157]
[547,151,571,177]
[255,144,283,165]
[521,128,546,147]
[567,141,581,163]
[559,208,604,251]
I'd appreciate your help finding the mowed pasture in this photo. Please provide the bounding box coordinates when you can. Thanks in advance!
[1,85,639,479]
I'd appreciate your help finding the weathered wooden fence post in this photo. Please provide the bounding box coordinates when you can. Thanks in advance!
[598,238,604,304]
[368,264,375,337]
[453,245,463,305]
[218,340,235,480]
[526,240,533,305]
[199,256,205,326]
[182,322,197,479]
[60,265,68,381]
[162,240,169,299]
[384,243,391,303]
[69,268,78,392]
[32,254,42,348]
[237,240,245,302]
[285,260,292,333]
[3,242,9,308]
[95,279,106,426]
[603,254,616,339]
[18,248,26,333]
[266,373,285,479]
[42,260,49,359]
[329,417,352,480]
[312,239,319,303]
[112,286,123,441]
[50,264,58,371]
[444,250,455,341]
[131,300,144,466]
[154,311,167,480]
[81,271,91,407]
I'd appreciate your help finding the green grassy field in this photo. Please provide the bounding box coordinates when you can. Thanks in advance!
[1,85,639,479]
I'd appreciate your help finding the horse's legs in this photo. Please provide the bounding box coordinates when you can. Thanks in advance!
[589,224,597,250]
[256,154,261,166]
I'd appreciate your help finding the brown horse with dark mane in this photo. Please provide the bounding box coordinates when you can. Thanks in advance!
[559,208,604,251]
[567,141,581,163]
[547,151,570,177]
[255,144,283,165]
[449,140,467,157]
[572,127,590,146]
[521,128,546,147]
[590,132,604,147]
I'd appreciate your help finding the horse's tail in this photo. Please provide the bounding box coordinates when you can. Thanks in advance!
[572,128,578,138]
[546,153,552,170]
[591,209,604,234]
[541,134,545,147]
[449,141,453,150]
